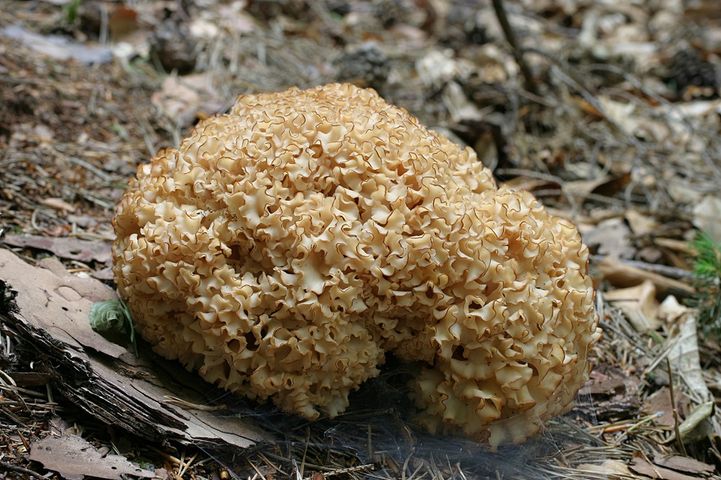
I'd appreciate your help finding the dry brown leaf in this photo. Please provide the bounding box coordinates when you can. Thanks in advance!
[564,173,632,202]
[583,218,634,259]
[693,195,721,243]
[151,74,225,127]
[417,49,463,88]
[217,3,258,34]
[641,387,685,429]
[654,238,695,256]
[577,459,632,476]
[591,172,632,197]
[501,176,558,192]
[678,401,714,441]
[564,176,610,199]
[658,295,689,324]
[579,369,630,396]
[668,178,704,204]
[597,256,695,295]
[442,81,483,124]
[654,455,716,475]
[630,456,702,480]
[29,434,155,480]
[41,197,76,213]
[574,96,604,119]
[2,234,111,264]
[626,209,658,236]
[662,298,711,402]
[598,96,641,136]
[605,280,660,332]
[109,5,139,39]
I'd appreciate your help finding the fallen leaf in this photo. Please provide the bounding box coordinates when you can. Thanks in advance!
[598,96,640,136]
[32,124,54,143]
[564,176,610,199]
[443,81,483,124]
[501,176,558,192]
[151,74,226,127]
[92,267,115,281]
[658,295,689,324]
[654,238,695,256]
[2,234,111,264]
[596,257,695,295]
[109,5,139,39]
[41,197,76,213]
[668,178,704,204]
[565,173,632,202]
[218,3,258,34]
[693,195,721,243]
[626,209,658,236]
[678,401,714,440]
[391,24,428,47]
[605,280,660,332]
[583,218,634,259]
[417,49,461,88]
[577,459,631,476]
[653,455,716,475]
[29,434,154,480]
[190,18,220,39]
[641,387,685,429]
[664,299,711,402]
[630,456,701,480]
[579,369,628,396]
[638,246,663,264]
[591,171,632,197]
[0,248,121,356]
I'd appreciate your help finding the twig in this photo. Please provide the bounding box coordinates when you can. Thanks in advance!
[591,255,696,281]
[666,358,688,456]
[491,0,539,95]
[66,156,113,183]
[0,461,46,479]
[308,464,374,479]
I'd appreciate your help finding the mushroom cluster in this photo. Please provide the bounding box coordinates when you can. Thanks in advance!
[112,83,600,447]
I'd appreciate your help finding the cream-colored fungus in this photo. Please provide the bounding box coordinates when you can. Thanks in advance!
[113,83,600,447]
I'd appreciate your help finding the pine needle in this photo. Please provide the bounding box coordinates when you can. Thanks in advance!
[691,231,721,338]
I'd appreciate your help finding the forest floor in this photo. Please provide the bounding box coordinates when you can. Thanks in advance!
[1,0,721,479]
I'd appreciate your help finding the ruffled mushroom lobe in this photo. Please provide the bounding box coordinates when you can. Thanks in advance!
[112,83,600,447]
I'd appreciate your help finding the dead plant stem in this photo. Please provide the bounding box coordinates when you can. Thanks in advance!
[491,0,539,95]
[666,358,688,456]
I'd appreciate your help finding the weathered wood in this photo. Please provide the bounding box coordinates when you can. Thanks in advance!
[0,248,270,450]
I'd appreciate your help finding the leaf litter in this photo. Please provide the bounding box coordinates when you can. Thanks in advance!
[1,0,721,478]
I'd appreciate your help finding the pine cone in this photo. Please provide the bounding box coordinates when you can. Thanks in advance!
[667,49,718,95]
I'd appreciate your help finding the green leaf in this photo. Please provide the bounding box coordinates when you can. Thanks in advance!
[90,299,137,354]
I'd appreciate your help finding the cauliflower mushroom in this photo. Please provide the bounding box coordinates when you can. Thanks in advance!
[112,83,600,446]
